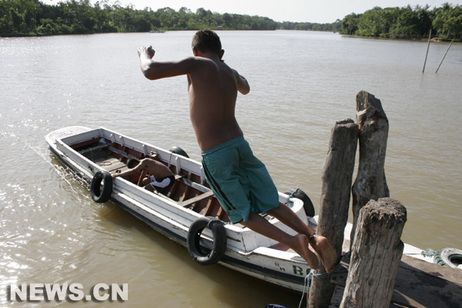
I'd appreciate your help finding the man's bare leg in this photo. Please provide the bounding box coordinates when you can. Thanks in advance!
[267,204,338,273]
[241,212,320,270]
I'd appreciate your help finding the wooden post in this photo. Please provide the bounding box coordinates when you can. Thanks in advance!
[351,91,389,248]
[435,39,454,74]
[422,29,432,73]
[309,119,358,308]
[340,198,407,308]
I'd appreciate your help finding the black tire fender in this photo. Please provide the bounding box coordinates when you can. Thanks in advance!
[169,146,189,158]
[433,248,462,268]
[285,188,315,217]
[90,170,113,203]
[187,217,227,265]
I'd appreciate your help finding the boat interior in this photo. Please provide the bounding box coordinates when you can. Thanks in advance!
[59,130,299,254]
[70,136,231,223]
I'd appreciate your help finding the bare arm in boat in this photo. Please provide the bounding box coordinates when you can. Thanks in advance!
[112,158,173,183]
[112,165,140,179]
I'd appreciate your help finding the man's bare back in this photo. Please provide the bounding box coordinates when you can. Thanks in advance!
[187,56,249,151]
[138,44,249,151]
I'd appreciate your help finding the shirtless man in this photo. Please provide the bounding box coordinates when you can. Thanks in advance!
[137,29,337,273]
[112,158,175,195]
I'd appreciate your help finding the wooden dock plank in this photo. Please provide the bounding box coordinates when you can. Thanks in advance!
[329,253,462,307]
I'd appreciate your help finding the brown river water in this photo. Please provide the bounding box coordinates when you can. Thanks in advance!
[1,31,461,307]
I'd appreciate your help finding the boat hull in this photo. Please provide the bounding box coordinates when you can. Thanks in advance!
[46,126,313,292]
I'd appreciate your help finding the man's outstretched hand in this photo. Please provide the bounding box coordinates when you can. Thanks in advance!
[137,46,155,59]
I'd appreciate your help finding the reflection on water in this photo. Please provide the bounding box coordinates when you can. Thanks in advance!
[0,31,461,307]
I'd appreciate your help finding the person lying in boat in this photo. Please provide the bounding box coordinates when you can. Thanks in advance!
[112,158,175,195]
[137,29,337,273]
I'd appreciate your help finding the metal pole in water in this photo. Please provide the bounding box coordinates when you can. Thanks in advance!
[422,29,432,73]
[435,39,454,74]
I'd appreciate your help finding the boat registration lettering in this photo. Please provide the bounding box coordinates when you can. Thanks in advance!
[292,265,310,276]
[274,262,286,272]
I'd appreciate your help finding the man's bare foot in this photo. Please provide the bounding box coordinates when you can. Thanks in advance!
[309,234,337,273]
[292,234,321,270]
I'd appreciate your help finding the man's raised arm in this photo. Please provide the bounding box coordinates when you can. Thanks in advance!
[233,69,250,95]
[138,46,194,80]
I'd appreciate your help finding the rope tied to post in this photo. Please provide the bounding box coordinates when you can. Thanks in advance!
[298,270,329,308]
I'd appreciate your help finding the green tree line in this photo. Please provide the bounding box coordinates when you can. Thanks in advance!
[0,0,347,36]
[0,0,279,35]
[278,20,342,32]
[340,4,462,40]
[1,0,461,40]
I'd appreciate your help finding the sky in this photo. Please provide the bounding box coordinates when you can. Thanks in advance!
[42,0,462,23]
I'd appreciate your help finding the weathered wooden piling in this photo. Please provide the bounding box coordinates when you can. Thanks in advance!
[351,91,390,248]
[308,91,462,308]
[308,91,392,307]
[340,198,406,308]
[309,119,358,308]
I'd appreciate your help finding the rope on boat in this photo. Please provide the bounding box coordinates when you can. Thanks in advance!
[284,190,296,207]
[298,270,328,308]
[284,188,315,217]
[422,248,436,257]
[286,191,296,200]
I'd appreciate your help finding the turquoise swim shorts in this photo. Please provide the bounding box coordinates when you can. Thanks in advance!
[201,136,279,224]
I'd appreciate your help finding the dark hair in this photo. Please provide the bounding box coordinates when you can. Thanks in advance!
[127,158,140,168]
[192,29,222,55]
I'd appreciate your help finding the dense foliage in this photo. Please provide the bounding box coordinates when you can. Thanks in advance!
[0,0,279,35]
[1,0,461,40]
[339,4,462,40]
[278,20,342,32]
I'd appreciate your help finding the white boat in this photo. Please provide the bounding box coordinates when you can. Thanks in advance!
[46,126,319,292]
[46,126,457,292]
